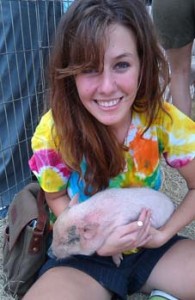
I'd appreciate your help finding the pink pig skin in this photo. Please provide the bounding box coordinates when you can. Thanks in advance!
[51,187,175,266]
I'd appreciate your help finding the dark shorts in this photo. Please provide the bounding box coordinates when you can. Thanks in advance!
[38,235,184,300]
[152,0,195,49]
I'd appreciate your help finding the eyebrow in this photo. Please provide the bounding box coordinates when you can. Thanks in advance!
[115,53,134,60]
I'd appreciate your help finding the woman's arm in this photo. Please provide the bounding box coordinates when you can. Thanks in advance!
[98,158,195,255]
[45,190,70,217]
[145,158,195,248]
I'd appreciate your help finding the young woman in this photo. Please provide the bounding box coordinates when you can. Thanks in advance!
[25,0,195,299]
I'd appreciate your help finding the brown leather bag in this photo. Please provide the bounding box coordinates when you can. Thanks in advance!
[3,182,50,299]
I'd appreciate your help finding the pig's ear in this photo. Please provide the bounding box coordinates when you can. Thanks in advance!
[78,223,99,240]
[69,194,79,207]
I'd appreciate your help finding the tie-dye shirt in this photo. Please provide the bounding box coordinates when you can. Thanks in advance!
[29,102,195,203]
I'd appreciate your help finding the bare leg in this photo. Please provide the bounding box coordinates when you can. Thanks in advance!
[141,239,195,300]
[166,42,193,117]
[22,267,112,300]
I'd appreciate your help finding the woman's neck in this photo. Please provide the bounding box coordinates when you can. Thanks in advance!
[111,114,132,145]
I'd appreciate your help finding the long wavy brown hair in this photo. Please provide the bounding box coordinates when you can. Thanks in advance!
[48,0,169,195]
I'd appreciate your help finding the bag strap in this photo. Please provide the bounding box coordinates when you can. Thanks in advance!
[28,188,49,254]
[36,188,48,232]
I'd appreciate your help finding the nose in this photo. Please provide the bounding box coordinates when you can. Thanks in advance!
[98,70,117,95]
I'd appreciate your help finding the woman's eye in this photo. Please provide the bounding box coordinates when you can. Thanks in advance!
[115,62,130,70]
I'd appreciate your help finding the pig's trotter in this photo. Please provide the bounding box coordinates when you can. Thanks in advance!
[112,253,123,267]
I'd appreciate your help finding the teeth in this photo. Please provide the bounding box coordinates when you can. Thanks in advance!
[97,98,121,107]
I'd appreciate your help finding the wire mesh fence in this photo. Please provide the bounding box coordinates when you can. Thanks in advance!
[0,0,73,217]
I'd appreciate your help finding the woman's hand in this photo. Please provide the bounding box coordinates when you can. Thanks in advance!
[97,208,152,256]
[143,226,169,248]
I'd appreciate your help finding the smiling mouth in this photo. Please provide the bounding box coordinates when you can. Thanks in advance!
[95,97,123,108]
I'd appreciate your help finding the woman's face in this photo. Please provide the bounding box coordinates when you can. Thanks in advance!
[75,23,140,133]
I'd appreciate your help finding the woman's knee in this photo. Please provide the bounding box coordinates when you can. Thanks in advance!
[23,267,112,300]
[143,240,195,299]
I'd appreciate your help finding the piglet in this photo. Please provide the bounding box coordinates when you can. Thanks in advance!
[51,187,175,266]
